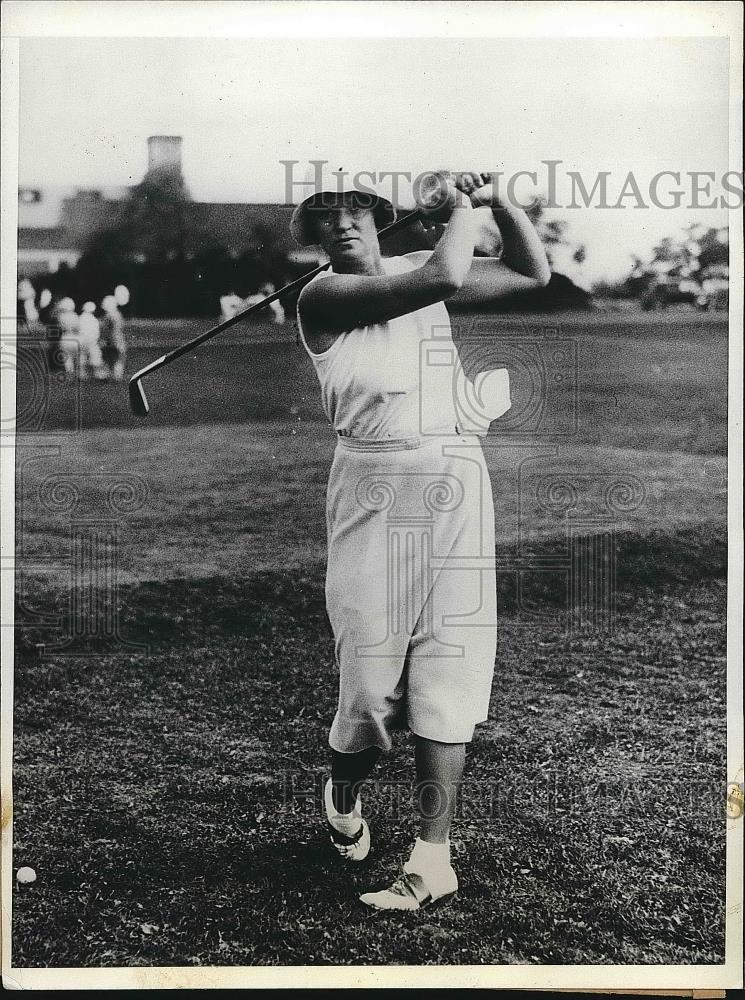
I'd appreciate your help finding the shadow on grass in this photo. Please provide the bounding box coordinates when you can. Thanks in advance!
[11,526,727,967]
[14,526,727,657]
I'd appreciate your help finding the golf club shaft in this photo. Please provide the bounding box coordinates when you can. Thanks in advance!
[130,209,422,387]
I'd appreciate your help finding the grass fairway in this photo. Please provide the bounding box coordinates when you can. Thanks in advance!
[12,311,728,967]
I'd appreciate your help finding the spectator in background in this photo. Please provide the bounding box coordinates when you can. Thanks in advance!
[114,284,130,315]
[244,281,285,324]
[38,290,65,372]
[100,295,127,382]
[38,288,53,321]
[219,291,243,323]
[78,302,107,380]
[55,298,80,377]
[17,279,39,326]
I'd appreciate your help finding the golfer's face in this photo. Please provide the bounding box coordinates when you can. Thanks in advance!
[314,202,378,260]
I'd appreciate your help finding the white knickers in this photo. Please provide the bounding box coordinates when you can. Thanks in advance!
[325,433,497,753]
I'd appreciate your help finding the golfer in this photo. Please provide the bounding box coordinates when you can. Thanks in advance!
[292,170,550,910]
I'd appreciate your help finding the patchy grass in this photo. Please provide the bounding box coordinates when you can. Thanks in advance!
[15,425,726,591]
[17,312,727,454]
[12,574,726,967]
[11,312,728,967]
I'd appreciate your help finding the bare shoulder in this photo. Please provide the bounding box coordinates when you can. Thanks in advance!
[297,279,342,355]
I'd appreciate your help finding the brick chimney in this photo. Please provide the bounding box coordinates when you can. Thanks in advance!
[146,136,183,177]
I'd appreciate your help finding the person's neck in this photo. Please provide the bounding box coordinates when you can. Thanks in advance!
[333,246,384,276]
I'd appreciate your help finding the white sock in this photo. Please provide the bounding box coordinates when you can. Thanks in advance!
[404,836,452,876]
[324,778,362,836]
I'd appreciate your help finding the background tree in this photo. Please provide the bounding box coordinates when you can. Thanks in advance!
[598,225,729,306]
[74,166,228,316]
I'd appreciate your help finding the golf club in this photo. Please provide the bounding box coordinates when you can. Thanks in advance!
[128,209,422,416]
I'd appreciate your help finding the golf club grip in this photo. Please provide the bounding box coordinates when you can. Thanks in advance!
[135,210,422,378]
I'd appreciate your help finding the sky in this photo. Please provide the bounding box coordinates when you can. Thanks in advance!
[16,34,733,283]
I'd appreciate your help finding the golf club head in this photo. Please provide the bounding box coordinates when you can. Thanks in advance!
[128,377,150,417]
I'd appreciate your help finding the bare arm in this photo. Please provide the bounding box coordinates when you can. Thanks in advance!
[462,185,551,302]
[298,192,476,345]
[409,179,552,305]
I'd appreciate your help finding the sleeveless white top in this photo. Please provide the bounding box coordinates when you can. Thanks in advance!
[297,255,460,440]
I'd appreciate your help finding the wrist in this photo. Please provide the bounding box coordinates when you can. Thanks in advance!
[451,189,473,210]
[468,184,495,209]
[492,198,535,220]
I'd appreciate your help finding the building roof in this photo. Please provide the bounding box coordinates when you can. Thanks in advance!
[18,226,72,250]
[18,186,129,228]
[185,202,296,253]
[18,189,300,257]
[17,187,426,259]
[18,187,75,228]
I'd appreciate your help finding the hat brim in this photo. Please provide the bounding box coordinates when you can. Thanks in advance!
[290,190,396,247]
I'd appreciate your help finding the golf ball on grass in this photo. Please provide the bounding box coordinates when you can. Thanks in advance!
[16,867,37,884]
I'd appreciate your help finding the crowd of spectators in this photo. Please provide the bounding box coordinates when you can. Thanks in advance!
[18,279,129,382]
